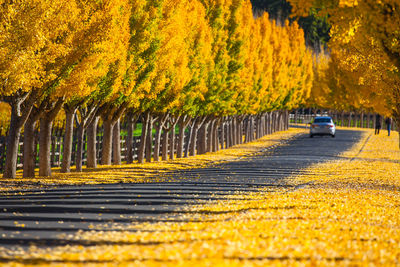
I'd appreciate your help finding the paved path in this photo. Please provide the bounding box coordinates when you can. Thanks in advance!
[0,128,363,248]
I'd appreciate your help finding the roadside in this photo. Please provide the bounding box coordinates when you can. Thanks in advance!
[1,129,399,265]
[0,128,305,192]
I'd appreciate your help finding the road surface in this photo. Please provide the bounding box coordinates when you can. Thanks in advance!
[0,128,363,248]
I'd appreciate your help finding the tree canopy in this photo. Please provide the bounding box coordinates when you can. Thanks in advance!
[0,0,315,177]
[288,0,400,120]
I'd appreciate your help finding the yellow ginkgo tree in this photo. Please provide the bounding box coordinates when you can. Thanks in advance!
[0,0,85,178]
[0,0,317,177]
[288,0,400,145]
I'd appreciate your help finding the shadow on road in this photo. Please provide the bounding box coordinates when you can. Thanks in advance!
[0,128,364,248]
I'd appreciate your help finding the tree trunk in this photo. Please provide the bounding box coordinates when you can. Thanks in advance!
[244,117,249,143]
[220,120,225,149]
[176,124,185,158]
[189,119,200,156]
[126,117,135,164]
[162,126,169,161]
[277,111,281,131]
[260,114,265,136]
[75,124,85,171]
[177,116,190,158]
[185,118,198,157]
[270,112,275,133]
[276,111,280,132]
[229,118,233,146]
[38,99,64,177]
[138,112,149,164]
[360,112,364,128]
[276,112,280,132]
[112,119,121,165]
[278,112,283,131]
[226,120,231,148]
[285,111,289,130]
[98,103,126,165]
[269,112,274,134]
[39,116,53,177]
[61,109,76,173]
[237,117,243,144]
[198,122,208,154]
[101,120,113,165]
[145,117,153,163]
[23,101,50,177]
[283,111,287,130]
[165,116,179,160]
[258,115,263,138]
[23,116,38,178]
[262,114,266,136]
[4,92,37,179]
[169,126,176,160]
[153,114,169,162]
[4,118,22,179]
[255,116,261,139]
[206,119,214,153]
[86,116,99,168]
[154,122,163,162]
[250,116,255,141]
[212,119,219,152]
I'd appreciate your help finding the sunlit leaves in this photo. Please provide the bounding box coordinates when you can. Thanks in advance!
[287,0,400,120]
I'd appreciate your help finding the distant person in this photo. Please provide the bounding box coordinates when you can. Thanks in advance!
[375,114,381,135]
[385,117,392,136]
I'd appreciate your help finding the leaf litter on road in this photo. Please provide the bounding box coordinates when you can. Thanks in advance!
[1,128,399,266]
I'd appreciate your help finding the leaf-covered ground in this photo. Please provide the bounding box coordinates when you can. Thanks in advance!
[0,128,303,192]
[1,128,399,266]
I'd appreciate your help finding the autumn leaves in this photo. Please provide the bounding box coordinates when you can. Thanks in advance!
[289,0,400,128]
[0,0,313,178]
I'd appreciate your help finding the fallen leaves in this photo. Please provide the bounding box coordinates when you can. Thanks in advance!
[1,128,399,265]
[0,128,303,192]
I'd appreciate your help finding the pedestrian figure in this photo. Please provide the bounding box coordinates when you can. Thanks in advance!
[375,114,381,135]
[385,117,392,136]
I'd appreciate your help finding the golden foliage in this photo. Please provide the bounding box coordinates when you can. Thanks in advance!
[288,0,400,121]
[0,102,10,135]
[1,0,314,129]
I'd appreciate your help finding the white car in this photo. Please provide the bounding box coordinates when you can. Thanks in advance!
[310,116,336,138]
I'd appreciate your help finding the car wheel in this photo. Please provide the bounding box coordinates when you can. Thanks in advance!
[331,134,335,138]
[310,134,313,138]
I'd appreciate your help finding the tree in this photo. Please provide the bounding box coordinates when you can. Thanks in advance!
[288,0,400,146]
[0,0,83,178]
[251,0,330,50]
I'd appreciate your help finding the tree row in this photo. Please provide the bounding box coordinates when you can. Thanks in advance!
[0,0,313,178]
[288,0,400,146]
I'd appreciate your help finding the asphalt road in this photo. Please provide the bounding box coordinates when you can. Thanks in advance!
[0,128,363,248]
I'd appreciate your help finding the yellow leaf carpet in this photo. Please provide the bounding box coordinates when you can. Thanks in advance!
[1,128,400,266]
[0,128,303,191]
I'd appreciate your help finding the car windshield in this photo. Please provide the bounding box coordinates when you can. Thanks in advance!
[314,118,331,123]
